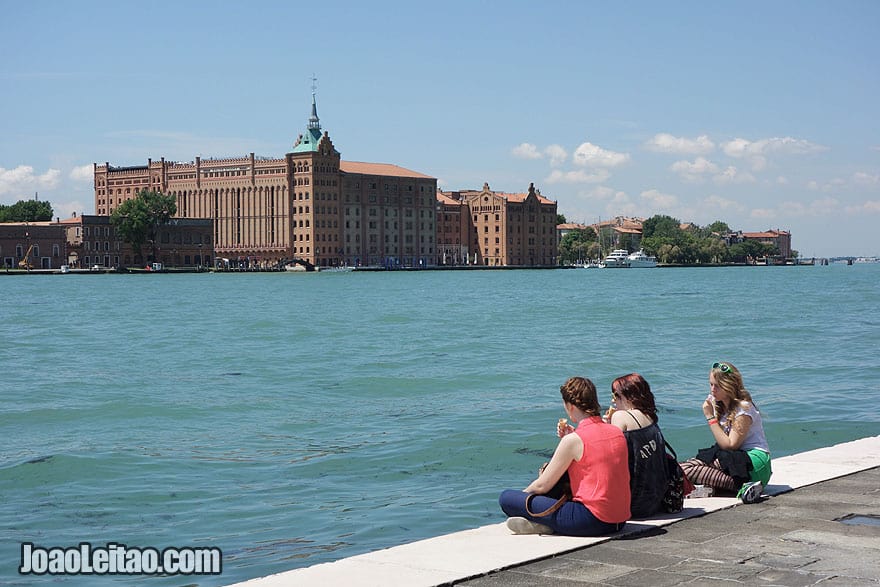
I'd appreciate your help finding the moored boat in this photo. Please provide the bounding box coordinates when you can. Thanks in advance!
[627,250,657,268]
[602,249,630,268]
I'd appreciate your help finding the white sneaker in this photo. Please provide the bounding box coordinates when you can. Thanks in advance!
[506,517,555,535]
[737,481,763,504]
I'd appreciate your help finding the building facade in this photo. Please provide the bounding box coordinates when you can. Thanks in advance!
[437,183,557,266]
[0,222,66,269]
[94,94,437,268]
[59,214,213,269]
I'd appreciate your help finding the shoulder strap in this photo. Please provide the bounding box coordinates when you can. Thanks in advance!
[525,493,568,517]
[627,410,641,427]
[664,439,678,460]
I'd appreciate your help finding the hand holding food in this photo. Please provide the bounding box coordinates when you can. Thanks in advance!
[557,417,574,437]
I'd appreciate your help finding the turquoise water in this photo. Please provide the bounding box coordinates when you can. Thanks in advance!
[2,265,878,585]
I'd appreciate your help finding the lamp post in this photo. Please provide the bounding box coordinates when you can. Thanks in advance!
[25,223,31,273]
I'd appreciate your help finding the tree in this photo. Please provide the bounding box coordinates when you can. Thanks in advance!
[110,190,177,263]
[641,215,682,240]
[558,227,597,264]
[706,221,731,235]
[556,213,567,225]
[0,199,54,222]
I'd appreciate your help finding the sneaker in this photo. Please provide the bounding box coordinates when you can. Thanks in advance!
[737,481,763,504]
[506,517,555,535]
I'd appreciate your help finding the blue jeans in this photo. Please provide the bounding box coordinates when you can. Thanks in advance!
[499,490,624,537]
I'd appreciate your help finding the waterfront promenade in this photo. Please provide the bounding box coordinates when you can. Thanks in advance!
[227,435,880,586]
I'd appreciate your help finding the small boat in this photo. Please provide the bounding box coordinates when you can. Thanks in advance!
[285,263,312,272]
[627,250,657,268]
[602,249,630,268]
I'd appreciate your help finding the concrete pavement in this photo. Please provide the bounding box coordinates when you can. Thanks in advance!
[227,435,880,587]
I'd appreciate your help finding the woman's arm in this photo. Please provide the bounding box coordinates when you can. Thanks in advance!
[707,404,752,450]
[524,433,580,494]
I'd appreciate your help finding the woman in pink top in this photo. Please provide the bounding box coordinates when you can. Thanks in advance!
[499,376,631,535]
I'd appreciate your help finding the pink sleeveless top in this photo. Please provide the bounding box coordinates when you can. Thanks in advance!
[567,416,631,523]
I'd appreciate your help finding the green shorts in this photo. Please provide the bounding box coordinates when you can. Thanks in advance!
[747,448,772,486]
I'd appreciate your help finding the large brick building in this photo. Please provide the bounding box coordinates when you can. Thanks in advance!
[437,183,557,266]
[94,93,437,269]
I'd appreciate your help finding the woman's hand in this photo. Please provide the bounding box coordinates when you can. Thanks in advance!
[557,418,574,438]
[702,394,716,419]
[603,406,616,423]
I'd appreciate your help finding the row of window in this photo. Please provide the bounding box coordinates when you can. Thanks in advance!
[12,244,61,257]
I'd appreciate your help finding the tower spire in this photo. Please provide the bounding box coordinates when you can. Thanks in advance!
[308,74,320,131]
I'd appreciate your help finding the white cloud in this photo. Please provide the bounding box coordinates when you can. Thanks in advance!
[702,194,743,212]
[714,166,756,185]
[70,165,94,182]
[0,165,61,198]
[751,208,776,219]
[721,136,827,172]
[845,200,880,214]
[54,200,89,219]
[640,189,678,208]
[544,144,567,166]
[805,177,846,192]
[581,186,618,201]
[780,197,840,217]
[572,142,630,168]
[511,142,542,159]
[546,168,611,184]
[644,133,714,155]
[852,172,880,186]
[775,176,789,185]
[671,157,718,182]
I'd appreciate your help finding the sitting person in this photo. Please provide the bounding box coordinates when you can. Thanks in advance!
[680,361,771,503]
[603,373,669,518]
[499,376,631,535]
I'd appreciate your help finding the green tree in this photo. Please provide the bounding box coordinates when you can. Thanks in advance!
[558,227,597,264]
[641,215,682,240]
[0,199,54,222]
[556,213,567,225]
[110,190,177,263]
[706,221,731,235]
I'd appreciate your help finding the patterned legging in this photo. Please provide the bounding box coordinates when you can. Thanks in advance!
[680,458,736,491]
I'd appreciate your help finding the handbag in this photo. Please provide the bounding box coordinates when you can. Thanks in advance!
[661,440,694,513]
[525,462,572,517]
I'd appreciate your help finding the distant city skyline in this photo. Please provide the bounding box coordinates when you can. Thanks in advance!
[1,1,878,257]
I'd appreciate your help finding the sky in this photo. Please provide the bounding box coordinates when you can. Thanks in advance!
[1,1,878,257]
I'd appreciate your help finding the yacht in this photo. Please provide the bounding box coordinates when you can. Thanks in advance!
[627,250,658,268]
[602,249,630,268]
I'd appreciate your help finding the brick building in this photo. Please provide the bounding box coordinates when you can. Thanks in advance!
[437,183,557,266]
[0,222,66,269]
[58,214,213,269]
[94,93,437,269]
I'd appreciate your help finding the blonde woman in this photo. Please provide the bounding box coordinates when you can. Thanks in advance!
[680,361,771,503]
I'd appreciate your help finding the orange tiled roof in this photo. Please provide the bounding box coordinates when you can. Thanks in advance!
[436,193,463,205]
[503,191,555,205]
[558,223,589,230]
[340,161,434,179]
[743,230,790,238]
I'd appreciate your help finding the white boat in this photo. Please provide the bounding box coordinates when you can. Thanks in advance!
[627,250,657,268]
[602,249,630,268]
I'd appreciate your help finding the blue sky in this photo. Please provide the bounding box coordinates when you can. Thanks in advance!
[2,1,878,257]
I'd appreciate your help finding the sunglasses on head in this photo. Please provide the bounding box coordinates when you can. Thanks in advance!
[712,362,732,373]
